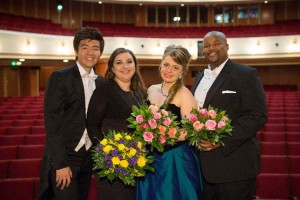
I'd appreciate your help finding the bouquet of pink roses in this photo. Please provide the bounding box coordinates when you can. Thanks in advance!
[127,103,180,152]
[181,105,233,150]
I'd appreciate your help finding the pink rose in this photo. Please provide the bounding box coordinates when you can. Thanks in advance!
[205,120,217,131]
[163,117,171,126]
[222,116,228,122]
[148,119,157,129]
[154,112,162,120]
[136,115,144,123]
[217,121,226,128]
[187,114,198,122]
[193,121,204,131]
[158,135,166,144]
[158,125,166,134]
[208,110,217,119]
[161,109,168,117]
[168,127,177,138]
[148,105,158,114]
[199,108,208,117]
[143,132,154,142]
[141,123,149,129]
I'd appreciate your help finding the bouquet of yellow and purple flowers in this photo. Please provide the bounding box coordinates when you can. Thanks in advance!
[127,103,180,152]
[181,105,233,150]
[92,130,154,186]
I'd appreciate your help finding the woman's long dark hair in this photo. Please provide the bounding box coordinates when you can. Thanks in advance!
[105,47,146,100]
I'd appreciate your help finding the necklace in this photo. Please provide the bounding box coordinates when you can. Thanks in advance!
[160,83,168,97]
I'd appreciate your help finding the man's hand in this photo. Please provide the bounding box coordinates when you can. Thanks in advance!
[198,139,221,151]
[56,167,72,190]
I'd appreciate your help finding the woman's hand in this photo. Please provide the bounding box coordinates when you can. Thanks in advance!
[177,129,188,141]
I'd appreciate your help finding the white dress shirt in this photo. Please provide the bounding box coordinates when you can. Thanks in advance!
[194,59,228,108]
[74,62,97,152]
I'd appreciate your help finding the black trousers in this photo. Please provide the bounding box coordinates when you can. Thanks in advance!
[50,147,93,200]
[203,178,256,200]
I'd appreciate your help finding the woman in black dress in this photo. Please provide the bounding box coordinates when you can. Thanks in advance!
[87,48,146,200]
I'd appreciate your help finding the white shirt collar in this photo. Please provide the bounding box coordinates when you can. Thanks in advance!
[77,61,97,77]
[207,58,229,76]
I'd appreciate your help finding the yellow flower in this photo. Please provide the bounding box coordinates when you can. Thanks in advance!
[118,144,126,151]
[100,138,108,146]
[137,156,147,167]
[103,145,113,154]
[120,160,129,168]
[128,148,137,157]
[125,135,132,140]
[114,133,122,141]
[112,157,120,165]
[137,142,142,149]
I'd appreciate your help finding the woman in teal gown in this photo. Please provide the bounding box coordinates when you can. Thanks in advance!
[136,45,203,200]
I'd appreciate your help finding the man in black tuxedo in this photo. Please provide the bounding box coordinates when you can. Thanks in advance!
[191,31,268,200]
[39,27,105,200]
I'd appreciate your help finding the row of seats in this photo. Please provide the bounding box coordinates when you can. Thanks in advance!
[0,145,44,160]
[258,132,300,142]
[260,142,300,156]
[0,176,97,200]
[0,126,46,136]
[0,134,45,146]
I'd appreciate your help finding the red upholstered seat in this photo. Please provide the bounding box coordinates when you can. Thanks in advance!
[18,145,44,159]
[24,135,45,145]
[7,126,31,135]
[287,133,300,142]
[264,124,286,132]
[288,156,300,174]
[0,178,35,200]
[261,155,288,174]
[8,159,41,178]
[255,173,289,199]
[286,124,300,132]
[0,135,25,146]
[260,142,287,155]
[0,160,8,179]
[0,146,17,160]
[88,175,98,200]
[287,142,300,155]
[262,132,286,142]
[31,126,46,135]
[14,119,36,127]
[290,174,300,199]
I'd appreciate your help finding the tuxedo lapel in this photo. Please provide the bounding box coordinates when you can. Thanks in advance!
[191,72,204,95]
[71,64,85,103]
[203,61,232,108]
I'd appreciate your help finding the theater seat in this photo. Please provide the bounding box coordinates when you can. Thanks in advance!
[260,155,288,174]
[288,156,300,174]
[88,175,98,200]
[31,126,46,135]
[24,135,45,145]
[0,146,17,160]
[260,142,287,155]
[262,132,286,142]
[8,159,41,178]
[255,173,289,199]
[0,135,25,146]
[0,160,8,179]
[18,145,44,159]
[7,126,31,135]
[290,174,300,199]
[0,178,34,200]
[287,142,300,155]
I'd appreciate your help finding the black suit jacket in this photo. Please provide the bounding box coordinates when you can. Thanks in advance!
[39,64,105,199]
[191,59,268,183]
[87,80,142,145]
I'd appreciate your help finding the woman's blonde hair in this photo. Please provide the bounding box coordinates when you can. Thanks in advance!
[161,45,191,107]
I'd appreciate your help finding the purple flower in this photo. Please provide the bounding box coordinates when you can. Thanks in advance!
[111,149,118,156]
[119,139,125,144]
[129,157,137,166]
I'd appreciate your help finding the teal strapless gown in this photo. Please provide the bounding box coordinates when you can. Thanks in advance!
[136,104,203,200]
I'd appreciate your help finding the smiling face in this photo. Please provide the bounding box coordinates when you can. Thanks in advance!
[203,32,229,70]
[160,55,183,84]
[112,52,136,84]
[75,39,101,73]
